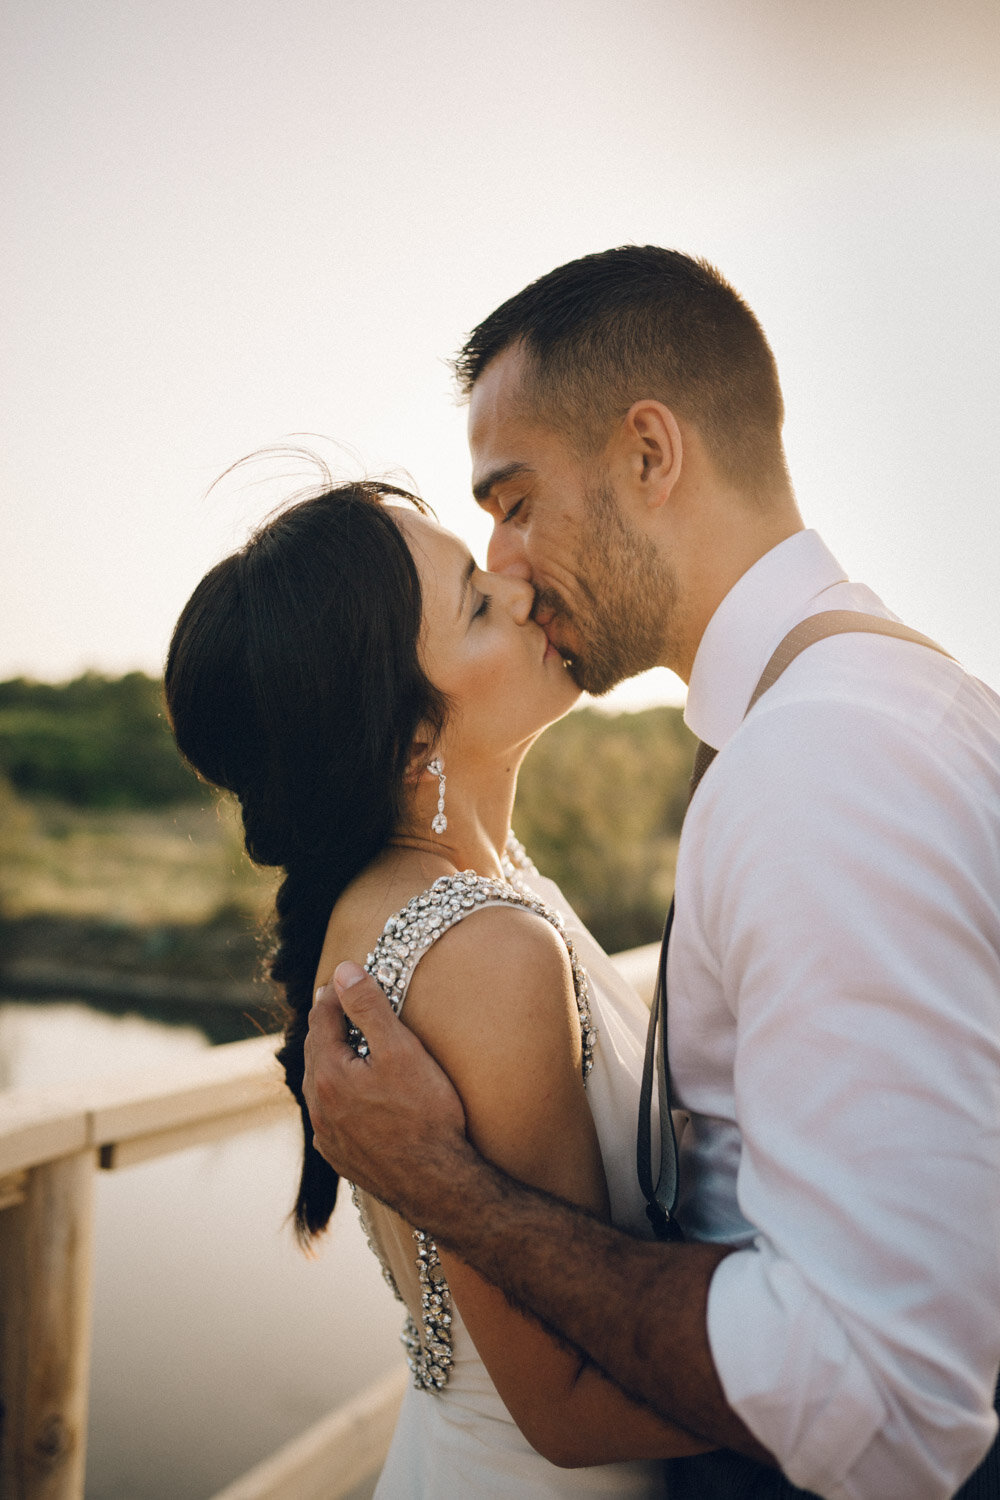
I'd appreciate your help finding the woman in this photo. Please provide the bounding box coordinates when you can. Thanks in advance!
[165,479,708,1495]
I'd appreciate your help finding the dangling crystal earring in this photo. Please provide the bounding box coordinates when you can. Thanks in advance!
[427,757,447,834]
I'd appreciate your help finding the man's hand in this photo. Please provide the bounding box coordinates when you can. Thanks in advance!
[303,962,470,1216]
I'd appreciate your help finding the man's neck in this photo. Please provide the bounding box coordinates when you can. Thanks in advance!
[667,498,804,685]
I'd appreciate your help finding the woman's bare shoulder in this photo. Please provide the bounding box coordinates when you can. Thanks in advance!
[402,899,581,1082]
[409,898,573,1006]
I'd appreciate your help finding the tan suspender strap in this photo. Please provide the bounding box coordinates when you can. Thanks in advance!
[745,609,953,715]
[688,611,953,800]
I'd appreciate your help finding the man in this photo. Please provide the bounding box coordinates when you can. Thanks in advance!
[304,247,1000,1497]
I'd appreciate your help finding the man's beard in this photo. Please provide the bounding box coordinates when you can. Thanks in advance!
[537,480,678,697]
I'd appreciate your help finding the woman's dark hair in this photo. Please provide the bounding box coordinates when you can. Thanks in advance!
[164,481,447,1245]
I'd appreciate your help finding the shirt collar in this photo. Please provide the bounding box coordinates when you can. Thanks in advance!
[684,530,849,750]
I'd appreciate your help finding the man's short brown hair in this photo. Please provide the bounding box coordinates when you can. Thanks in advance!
[453,245,790,503]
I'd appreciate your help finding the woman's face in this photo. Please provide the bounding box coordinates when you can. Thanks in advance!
[389,506,581,762]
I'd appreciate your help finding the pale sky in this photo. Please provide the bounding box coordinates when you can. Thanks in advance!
[3,0,998,711]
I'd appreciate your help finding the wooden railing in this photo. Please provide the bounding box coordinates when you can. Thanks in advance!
[0,943,660,1500]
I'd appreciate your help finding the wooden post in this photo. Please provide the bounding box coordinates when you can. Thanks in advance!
[0,1151,96,1500]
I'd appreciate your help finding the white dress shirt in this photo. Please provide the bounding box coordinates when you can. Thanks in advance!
[672,529,1000,1499]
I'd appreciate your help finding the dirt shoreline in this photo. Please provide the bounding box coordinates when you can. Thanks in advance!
[0,910,281,1037]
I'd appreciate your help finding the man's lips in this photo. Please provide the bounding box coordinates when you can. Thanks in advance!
[533,605,558,652]
[535,610,574,666]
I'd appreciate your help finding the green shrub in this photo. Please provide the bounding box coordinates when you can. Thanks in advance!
[0,673,204,807]
[513,706,695,952]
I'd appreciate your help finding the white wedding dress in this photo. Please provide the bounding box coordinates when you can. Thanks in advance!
[353,839,663,1498]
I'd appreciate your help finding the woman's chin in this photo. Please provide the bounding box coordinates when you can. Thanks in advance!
[555,657,583,707]
[549,674,583,719]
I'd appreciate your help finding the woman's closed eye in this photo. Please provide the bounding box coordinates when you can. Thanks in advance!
[473,591,492,620]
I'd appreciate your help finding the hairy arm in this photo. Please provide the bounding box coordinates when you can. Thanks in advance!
[304,955,769,1461]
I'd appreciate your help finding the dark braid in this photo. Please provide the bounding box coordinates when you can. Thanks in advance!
[165,481,446,1245]
[271,861,354,1242]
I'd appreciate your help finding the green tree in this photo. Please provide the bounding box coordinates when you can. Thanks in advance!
[513,705,695,952]
[0,673,203,807]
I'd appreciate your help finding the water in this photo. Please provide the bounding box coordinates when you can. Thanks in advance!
[0,1001,406,1499]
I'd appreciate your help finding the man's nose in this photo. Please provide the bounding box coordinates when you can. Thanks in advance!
[500,573,535,626]
[486,521,531,580]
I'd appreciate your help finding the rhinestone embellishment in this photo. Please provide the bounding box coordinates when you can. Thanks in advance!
[500,830,539,883]
[348,834,598,1394]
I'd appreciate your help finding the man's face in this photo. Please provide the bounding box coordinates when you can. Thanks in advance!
[468,345,675,695]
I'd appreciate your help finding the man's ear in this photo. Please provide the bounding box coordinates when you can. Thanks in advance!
[619,400,683,511]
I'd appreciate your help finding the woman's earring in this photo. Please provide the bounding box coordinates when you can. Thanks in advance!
[427,757,447,834]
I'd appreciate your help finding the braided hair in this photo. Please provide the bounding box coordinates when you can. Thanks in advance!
[165,482,447,1244]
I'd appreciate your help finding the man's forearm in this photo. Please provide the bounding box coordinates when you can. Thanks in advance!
[406,1134,770,1460]
[305,971,768,1457]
